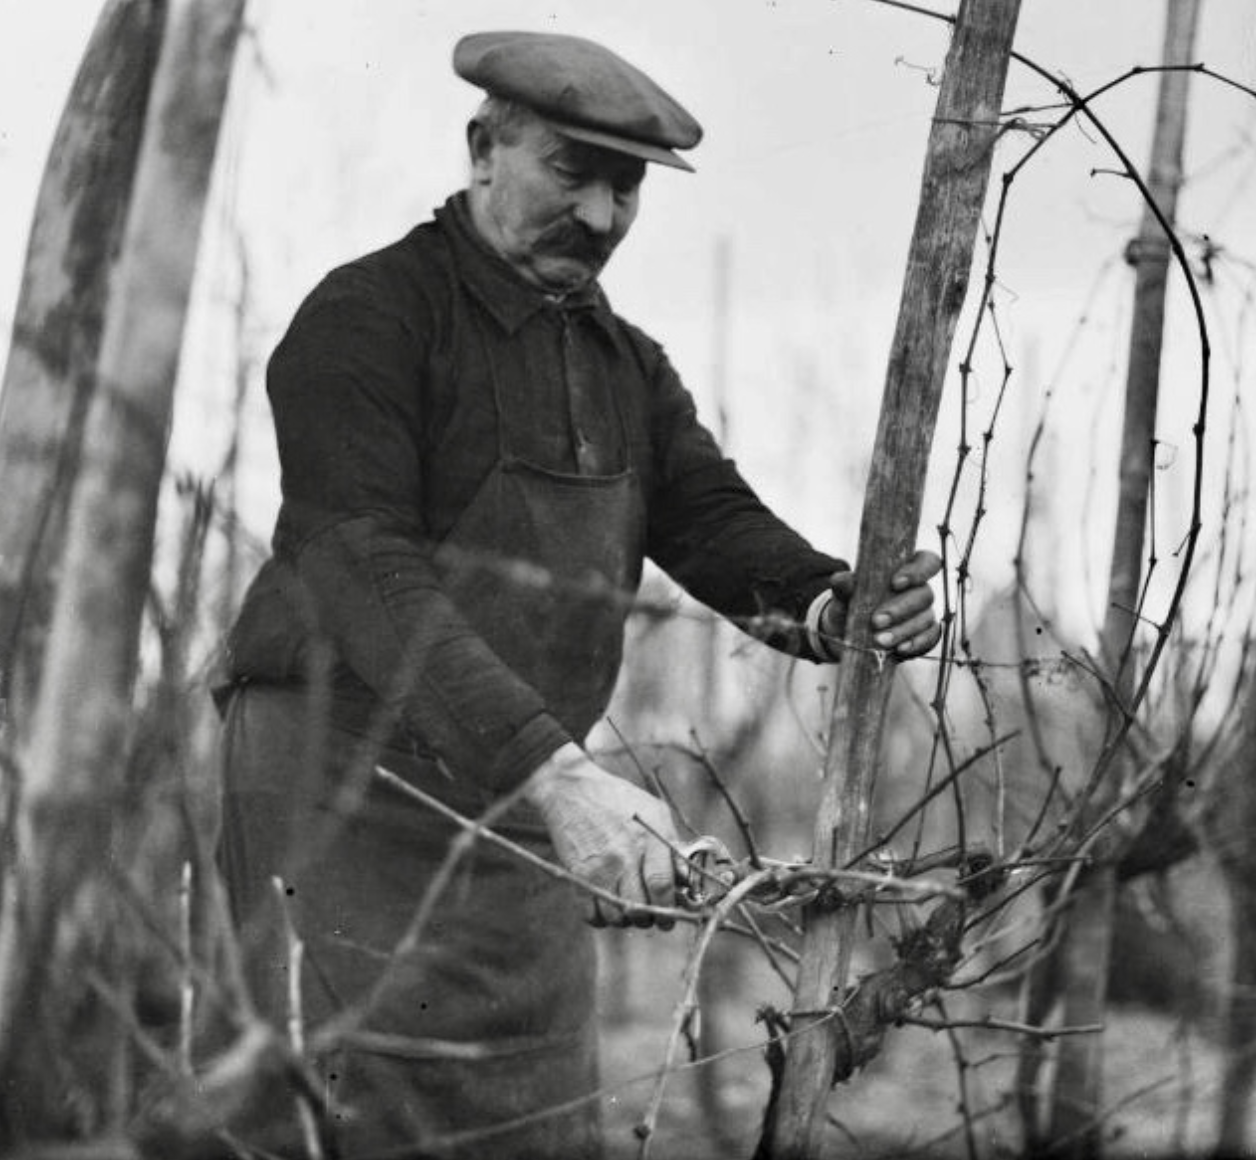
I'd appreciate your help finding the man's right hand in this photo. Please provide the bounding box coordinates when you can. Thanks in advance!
[523,742,679,929]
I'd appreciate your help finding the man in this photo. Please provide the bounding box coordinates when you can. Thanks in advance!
[217,30,941,1159]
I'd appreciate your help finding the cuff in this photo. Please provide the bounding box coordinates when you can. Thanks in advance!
[805,590,842,662]
[488,712,573,792]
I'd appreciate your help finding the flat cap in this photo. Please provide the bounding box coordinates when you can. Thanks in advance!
[454,31,702,172]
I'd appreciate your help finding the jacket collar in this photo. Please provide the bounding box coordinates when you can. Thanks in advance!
[436,193,616,337]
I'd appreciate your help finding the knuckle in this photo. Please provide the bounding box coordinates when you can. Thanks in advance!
[579,851,623,886]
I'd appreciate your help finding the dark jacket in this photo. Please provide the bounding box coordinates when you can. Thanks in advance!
[226,194,845,791]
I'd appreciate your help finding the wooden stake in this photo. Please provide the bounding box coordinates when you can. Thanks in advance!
[767,2,1021,1154]
[0,0,164,739]
[0,0,246,1127]
[1047,3,1202,1155]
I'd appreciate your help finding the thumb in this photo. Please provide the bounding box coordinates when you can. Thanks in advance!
[829,570,856,603]
[637,846,677,930]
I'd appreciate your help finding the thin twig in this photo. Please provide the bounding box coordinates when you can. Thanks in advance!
[603,719,699,838]
[636,869,777,1159]
[900,1014,1104,1039]
[687,729,764,867]
[932,996,981,1160]
[178,860,194,1076]
[271,878,324,1160]
[731,903,798,989]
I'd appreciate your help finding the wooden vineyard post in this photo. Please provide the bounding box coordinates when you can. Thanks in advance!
[0,0,246,1134]
[0,0,164,739]
[1045,2,1202,1155]
[767,2,1022,1155]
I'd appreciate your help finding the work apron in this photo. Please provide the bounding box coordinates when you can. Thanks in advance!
[219,314,645,1159]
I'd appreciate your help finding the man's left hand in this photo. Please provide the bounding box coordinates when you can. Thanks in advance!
[822,549,943,659]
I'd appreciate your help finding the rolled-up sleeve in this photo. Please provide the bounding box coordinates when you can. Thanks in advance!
[267,269,571,790]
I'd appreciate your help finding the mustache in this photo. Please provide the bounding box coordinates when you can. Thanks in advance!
[536,221,614,265]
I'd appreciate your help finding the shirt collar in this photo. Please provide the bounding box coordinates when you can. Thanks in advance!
[436,193,616,337]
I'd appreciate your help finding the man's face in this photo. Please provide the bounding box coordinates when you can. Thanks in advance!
[470,116,645,295]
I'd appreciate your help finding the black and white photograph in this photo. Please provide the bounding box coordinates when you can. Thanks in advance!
[0,2,1254,1157]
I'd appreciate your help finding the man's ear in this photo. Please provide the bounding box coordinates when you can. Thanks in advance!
[467,119,495,183]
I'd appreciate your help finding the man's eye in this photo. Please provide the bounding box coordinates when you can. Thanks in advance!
[551,164,584,184]
[613,164,646,196]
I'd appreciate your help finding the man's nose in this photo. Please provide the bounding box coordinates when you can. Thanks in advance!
[572,181,615,235]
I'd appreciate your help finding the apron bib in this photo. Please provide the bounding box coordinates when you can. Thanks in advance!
[433,303,645,741]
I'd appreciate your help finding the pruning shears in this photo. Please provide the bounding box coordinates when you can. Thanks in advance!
[674,836,1002,913]
[675,836,739,907]
[675,836,820,912]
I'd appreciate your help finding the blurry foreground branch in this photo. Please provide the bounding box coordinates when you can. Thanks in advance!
[0,0,163,737]
[0,0,246,1143]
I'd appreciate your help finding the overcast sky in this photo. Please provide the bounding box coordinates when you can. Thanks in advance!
[1,0,1254,646]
